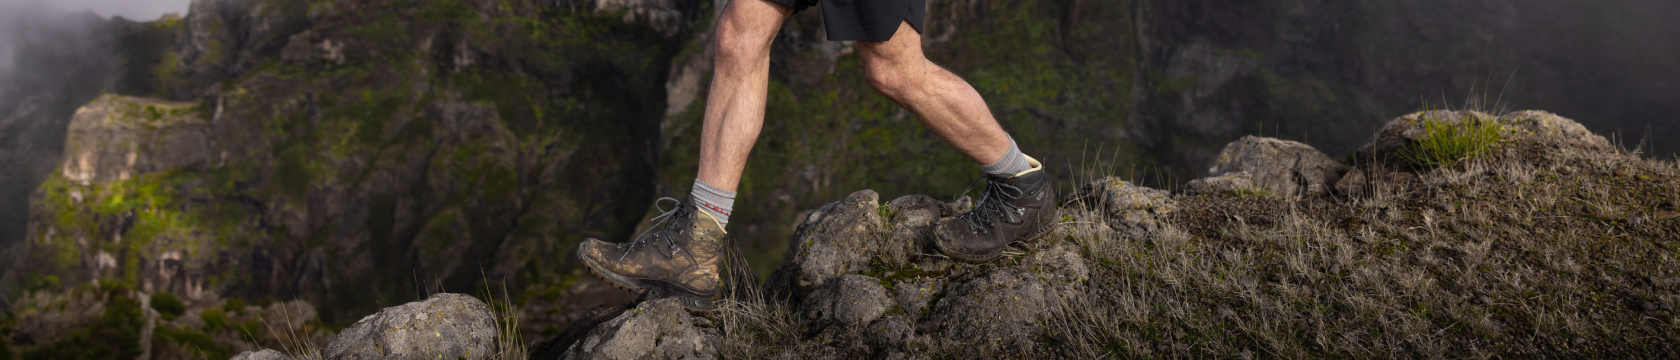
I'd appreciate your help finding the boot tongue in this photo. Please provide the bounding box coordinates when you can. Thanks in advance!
[997,168,1046,195]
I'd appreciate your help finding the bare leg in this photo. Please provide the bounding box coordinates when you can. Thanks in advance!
[696,0,793,192]
[858,21,1012,164]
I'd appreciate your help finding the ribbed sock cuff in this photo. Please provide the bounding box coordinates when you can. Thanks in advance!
[691,179,736,228]
[980,138,1033,177]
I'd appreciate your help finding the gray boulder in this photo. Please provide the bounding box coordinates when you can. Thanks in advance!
[926,268,1059,351]
[1181,171,1259,196]
[1209,135,1348,197]
[1066,177,1177,236]
[765,190,886,301]
[230,349,294,360]
[801,275,896,328]
[323,293,496,360]
[561,298,719,360]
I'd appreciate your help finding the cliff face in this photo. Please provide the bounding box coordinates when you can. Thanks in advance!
[7,0,698,327]
[3,0,1678,341]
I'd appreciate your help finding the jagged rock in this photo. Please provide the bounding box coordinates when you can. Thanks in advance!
[765,190,886,302]
[560,298,719,360]
[1209,136,1348,197]
[177,0,309,96]
[801,275,895,328]
[593,0,690,37]
[1067,177,1177,236]
[323,293,496,360]
[884,195,944,247]
[891,278,944,318]
[925,268,1061,351]
[230,349,294,360]
[1181,171,1259,196]
[866,315,917,351]
[59,95,210,185]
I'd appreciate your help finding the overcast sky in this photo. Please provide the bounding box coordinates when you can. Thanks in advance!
[0,0,191,21]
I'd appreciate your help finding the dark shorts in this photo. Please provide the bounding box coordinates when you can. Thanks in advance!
[768,0,927,42]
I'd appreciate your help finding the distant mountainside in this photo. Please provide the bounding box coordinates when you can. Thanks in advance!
[1,0,1677,338]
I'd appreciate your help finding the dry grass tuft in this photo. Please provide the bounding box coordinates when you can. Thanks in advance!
[1043,143,1680,357]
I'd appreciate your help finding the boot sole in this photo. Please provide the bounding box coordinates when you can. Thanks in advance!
[938,218,1059,263]
[580,249,718,312]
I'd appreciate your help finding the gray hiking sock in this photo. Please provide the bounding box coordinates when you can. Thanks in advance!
[980,138,1034,177]
[691,179,736,229]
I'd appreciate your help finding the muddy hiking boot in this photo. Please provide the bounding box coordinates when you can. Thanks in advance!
[577,197,724,311]
[934,158,1059,263]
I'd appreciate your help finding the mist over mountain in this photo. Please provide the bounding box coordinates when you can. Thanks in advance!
[0,1,1677,357]
[0,1,118,256]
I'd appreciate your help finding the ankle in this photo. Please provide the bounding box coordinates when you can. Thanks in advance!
[690,179,736,228]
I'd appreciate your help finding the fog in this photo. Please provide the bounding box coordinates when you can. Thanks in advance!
[0,0,190,22]
[0,0,117,249]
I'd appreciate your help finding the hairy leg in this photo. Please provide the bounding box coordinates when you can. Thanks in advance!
[857,21,1011,164]
[696,0,793,192]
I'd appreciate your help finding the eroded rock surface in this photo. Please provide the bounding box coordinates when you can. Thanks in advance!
[1067,176,1178,236]
[559,298,719,360]
[764,190,888,302]
[801,275,895,328]
[323,293,495,360]
[1209,136,1348,197]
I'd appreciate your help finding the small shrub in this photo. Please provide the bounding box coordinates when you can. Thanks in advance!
[223,298,247,313]
[201,308,228,332]
[155,326,231,360]
[1400,106,1502,168]
[150,292,186,321]
[22,292,145,359]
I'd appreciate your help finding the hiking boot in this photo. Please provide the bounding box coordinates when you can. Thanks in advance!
[577,198,724,311]
[933,158,1058,263]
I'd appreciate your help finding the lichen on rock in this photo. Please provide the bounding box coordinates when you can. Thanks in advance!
[560,298,719,360]
[323,293,496,360]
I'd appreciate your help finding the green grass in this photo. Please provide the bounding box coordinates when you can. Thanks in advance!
[1400,105,1503,168]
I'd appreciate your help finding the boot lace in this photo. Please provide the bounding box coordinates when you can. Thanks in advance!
[618,197,693,261]
[956,175,1026,234]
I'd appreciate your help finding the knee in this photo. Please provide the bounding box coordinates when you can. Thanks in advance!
[714,17,771,69]
[864,60,907,97]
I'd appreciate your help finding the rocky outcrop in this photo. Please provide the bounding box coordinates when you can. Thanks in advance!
[538,183,1108,358]
[557,298,719,360]
[1360,110,1616,162]
[1066,176,1178,236]
[323,293,496,360]
[1208,136,1348,197]
[763,190,890,302]
[229,349,294,360]
[59,95,209,185]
